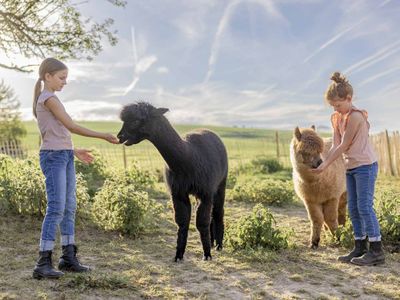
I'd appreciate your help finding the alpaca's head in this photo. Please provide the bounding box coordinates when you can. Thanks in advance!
[117,102,169,146]
[291,126,324,169]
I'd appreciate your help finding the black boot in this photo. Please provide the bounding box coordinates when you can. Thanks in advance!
[58,244,90,272]
[338,239,368,263]
[351,241,385,266]
[33,251,64,279]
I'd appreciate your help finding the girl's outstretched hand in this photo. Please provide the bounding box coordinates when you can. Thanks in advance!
[74,149,94,164]
[311,162,327,174]
[104,133,120,144]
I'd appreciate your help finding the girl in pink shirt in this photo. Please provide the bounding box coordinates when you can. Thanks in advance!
[312,72,384,266]
[32,58,119,279]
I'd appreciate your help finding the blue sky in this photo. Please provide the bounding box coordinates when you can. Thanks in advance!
[1,0,399,132]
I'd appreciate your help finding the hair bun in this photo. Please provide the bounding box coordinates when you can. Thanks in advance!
[330,72,347,84]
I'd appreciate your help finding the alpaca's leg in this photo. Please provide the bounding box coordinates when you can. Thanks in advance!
[196,197,213,260]
[172,193,191,262]
[305,202,324,249]
[323,199,339,239]
[212,178,226,251]
[210,220,215,248]
[338,192,347,226]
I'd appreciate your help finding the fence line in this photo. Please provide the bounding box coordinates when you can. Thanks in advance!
[0,139,26,159]
[370,130,400,177]
[1,130,399,177]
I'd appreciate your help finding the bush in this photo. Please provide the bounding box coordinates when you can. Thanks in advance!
[0,155,44,215]
[92,179,161,237]
[336,219,354,249]
[376,189,400,246]
[337,188,400,250]
[75,149,108,197]
[234,157,284,175]
[226,171,237,189]
[251,157,283,174]
[0,155,90,216]
[154,168,165,183]
[231,179,294,206]
[225,204,289,251]
[108,161,156,189]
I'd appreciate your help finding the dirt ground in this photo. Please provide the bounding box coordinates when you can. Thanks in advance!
[0,199,399,300]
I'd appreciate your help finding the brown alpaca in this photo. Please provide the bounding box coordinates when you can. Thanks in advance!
[290,126,347,249]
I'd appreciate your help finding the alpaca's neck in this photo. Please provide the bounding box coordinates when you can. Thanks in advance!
[148,117,190,172]
[294,166,320,183]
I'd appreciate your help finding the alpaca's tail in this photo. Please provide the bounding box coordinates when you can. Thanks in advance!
[338,191,347,226]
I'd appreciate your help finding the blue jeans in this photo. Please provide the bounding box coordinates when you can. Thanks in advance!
[39,150,76,251]
[346,162,381,241]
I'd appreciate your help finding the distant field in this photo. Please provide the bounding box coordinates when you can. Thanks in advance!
[22,121,298,169]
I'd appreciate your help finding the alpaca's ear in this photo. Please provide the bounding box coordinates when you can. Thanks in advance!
[311,125,316,131]
[294,127,302,141]
[155,108,169,115]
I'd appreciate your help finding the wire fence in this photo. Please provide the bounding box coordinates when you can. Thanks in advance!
[0,132,293,171]
[1,130,399,177]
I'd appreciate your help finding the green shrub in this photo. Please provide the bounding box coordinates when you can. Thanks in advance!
[376,189,400,245]
[251,157,283,174]
[0,155,90,216]
[75,149,108,197]
[108,161,155,189]
[226,171,237,189]
[154,168,165,183]
[336,188,400,250]
[336,218,354,249]
[234,157,284,175]
[231,179,294,206]
[225,204,289,251]
[0,155,43,215]
[92,179,161,237]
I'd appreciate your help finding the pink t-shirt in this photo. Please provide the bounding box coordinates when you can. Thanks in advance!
[331,106,377,169]
[36,90,73,150]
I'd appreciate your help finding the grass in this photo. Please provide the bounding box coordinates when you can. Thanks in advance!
[1,178,399,299]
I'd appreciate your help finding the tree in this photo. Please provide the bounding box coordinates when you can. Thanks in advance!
[0,0,126,72]
[0,80,26,142]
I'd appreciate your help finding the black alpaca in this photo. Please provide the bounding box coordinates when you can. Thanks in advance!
[117,102,228,261]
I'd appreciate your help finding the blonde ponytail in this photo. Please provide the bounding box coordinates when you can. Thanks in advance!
[33,58,67,118]
[33,78,42,118]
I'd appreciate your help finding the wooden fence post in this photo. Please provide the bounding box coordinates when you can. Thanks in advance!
[385,129,395,176]
[275,131,280,159]
[122,145,127,170]
[394,131,400,176]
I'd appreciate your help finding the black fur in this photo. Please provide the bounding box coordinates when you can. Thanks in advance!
[118,102,228,261]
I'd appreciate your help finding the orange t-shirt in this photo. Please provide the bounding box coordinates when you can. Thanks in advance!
[331,106,377,169]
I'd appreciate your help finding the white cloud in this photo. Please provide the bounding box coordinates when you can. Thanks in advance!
[303,18,366,64]
[205,0,289,83]
[344,41,400,75]
[156,67,169,74]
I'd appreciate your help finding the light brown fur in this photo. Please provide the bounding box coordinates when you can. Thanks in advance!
[290,127,347,249]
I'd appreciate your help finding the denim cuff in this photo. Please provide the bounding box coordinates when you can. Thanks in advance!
[355,235,367,240]
[61,235,75,246]
[39,239,55,251]
[368,236,381,242]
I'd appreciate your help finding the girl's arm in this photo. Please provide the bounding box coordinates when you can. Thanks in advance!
[326,127,341,158]
[45,97,119,144]
[312,112,363,173]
